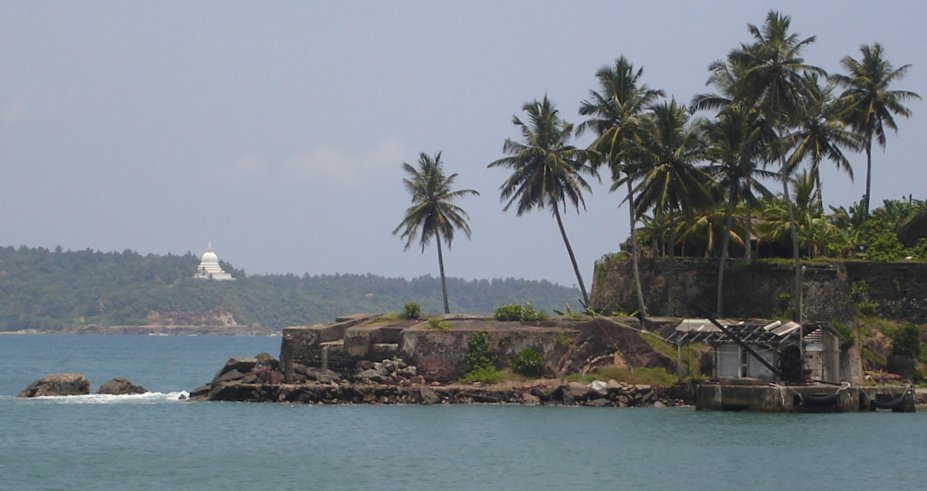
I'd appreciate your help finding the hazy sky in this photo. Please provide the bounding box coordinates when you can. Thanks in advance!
[2,1,924,287]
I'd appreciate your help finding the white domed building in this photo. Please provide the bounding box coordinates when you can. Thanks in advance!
[194,243,234,281]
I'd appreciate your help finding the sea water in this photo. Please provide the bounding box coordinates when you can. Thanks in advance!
[1,335,924,491]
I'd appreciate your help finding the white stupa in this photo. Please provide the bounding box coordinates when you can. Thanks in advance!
[194,243,234,281]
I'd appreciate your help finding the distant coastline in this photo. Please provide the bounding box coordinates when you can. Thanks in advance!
[0,325,279,336]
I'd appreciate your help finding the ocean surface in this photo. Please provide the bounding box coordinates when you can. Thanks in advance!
[1,335,924,491]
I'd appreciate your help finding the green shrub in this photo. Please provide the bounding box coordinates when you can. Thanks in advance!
[403,302,421,320]
[494,304,523,321]
[427,317,450,331]
[554,333,574,348]
[849,281,876,316]
[494,303,548,322]
[461,366,502,384]
[511,348,544,378]
[892,323,923,358]
[465,332,493,372]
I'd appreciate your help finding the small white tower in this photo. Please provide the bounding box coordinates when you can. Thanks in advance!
[194,243,234,281]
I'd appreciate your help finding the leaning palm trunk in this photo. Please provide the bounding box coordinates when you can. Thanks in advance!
[716,191,737,316]
[552,204,590,307]
[435,231,450,314]
[863,136,873,218]
[627,181,647,318]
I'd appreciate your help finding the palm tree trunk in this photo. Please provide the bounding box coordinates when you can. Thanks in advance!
[552,204,590,307]
[745,203,753,262]
[780,157,802,324]
[716,191,737,317]
[627,181,647,318]
[435,231,450,314]
[666,213,676,316]
[863,137,873,217]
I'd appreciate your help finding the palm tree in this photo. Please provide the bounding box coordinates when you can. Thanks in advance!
[731,10,824,322]
[578,56,664,317]
[833,42,921,217]
[489,96,596,306]
[619,100,711,315]
[786,76,859,210]
[702,105,776,315]
[393,152,479,313]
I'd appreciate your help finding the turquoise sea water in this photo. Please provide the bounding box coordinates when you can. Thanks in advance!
[1,335,924,491]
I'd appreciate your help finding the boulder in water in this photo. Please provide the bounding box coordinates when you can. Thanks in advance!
[97,378,147,395]
[18,373,90,397]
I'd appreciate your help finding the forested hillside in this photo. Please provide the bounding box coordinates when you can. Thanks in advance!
[0,246,580,330]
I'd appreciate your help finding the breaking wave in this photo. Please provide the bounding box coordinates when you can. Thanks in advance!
[9,391,189,404]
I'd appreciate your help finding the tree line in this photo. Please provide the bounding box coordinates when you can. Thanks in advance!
[0,245,579,330]
[395,10,921,320]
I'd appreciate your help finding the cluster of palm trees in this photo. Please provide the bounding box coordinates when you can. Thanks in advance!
[395,11,919,319]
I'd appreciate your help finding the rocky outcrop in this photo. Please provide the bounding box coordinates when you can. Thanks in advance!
[18,373,90,397]
[97,378,147,395]
[189,356,686,407]
[189,352,285,400]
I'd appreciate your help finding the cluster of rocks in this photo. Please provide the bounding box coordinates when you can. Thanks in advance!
[17,373,147,398]
[189,353,686,408]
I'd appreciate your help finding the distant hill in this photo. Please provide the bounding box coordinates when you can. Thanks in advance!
[0,245,581,330]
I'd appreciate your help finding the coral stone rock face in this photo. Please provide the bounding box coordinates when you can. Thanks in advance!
[17,373,90,397]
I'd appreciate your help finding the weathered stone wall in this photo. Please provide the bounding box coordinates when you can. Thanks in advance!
[590,257,926,323]
[399,321,575,381]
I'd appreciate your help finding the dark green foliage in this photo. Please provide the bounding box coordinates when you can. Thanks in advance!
[849,281,876,316]
[511,348,544,378]
[461,366,502,384]
[493,303,549,322]
[403,302,421,319]
[0,246,579,330]
[427,317,450,331]
[494,304,523,321]
[831,321,856,351]
[464,332,493,372]
[892,323,923,358]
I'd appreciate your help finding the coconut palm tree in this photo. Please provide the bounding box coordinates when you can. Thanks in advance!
[578,56,664,317]
[833,42,921,217]
[702,106,776,315]
[619,100,711,314]
[787,76,860,210]
[730,10,824,322]
[489,96,595,306]
[393,152,479,313]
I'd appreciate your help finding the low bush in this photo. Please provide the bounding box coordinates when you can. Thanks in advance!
[464,332,493,372]
[511,348,544,378]
[427,317,450,331]
[461,366,502,384]
[494,303,549,322]
[403,302,421,320]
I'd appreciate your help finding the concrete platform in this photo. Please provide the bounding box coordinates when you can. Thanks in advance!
[696,381,915,412]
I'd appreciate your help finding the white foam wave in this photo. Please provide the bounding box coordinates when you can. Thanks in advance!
[19,391,189,404]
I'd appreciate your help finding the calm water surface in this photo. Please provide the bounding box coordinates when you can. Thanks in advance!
[1,335,923,490]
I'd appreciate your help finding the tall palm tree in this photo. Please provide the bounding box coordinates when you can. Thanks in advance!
[703,105,776,316]
[731,10,824,322]
[619,100,711,314]
[833,42,921,217]
[578,56,664,317]
[489,96,596,306]
[787,76,859,210]
[393,152,479,313]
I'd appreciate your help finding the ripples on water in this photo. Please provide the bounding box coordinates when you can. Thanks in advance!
[1,336,924,490]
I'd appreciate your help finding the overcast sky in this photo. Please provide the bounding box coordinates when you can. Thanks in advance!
[2,1,924,287]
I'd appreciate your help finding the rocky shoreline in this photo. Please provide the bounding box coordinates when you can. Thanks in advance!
[187,352,689,408]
